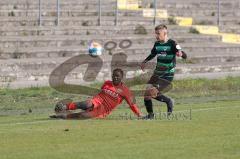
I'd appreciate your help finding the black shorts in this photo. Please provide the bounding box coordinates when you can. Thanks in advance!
[147,74,173,93]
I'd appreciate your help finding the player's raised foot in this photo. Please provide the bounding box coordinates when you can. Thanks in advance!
[54,99,72,113]
[55,102,67,113]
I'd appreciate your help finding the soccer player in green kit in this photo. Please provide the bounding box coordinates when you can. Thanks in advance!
[140,24,187,119]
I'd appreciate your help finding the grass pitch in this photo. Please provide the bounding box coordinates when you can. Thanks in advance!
[0,77,240,159]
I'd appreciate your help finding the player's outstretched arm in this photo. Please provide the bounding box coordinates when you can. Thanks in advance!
[123,88,142,117]
[129,103,142,117]
[141,45,157,70]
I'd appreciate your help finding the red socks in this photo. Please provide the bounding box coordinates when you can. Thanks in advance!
[67,102,77,110]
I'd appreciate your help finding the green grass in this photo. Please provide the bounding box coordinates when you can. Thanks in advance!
[0,77,240,159]
[0,100,239,159]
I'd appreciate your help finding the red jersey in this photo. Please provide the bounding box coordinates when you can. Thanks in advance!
[87,80,141,118]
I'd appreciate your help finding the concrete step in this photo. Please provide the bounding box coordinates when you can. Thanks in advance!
[181,43,240,54]
[1,48,240,64]
[166,8,240,17]
[1,15,238,27]
[1,0,238,12]
[0,9,142,17]
[219,25,240,34]
[1,39,240,59]
[0,56,112,84]
[192,16,240,25]
[2,9,239,26]
[1,53,240,71]
[2,70,240,88]
[176,61,240,74]
[1,0,238,10]
[0,0,115,3]
[187,54,240,64]
[2,7,238,19]
[0,0,117,10]
[0,25,190,36]
[0,16,168,27]
[175,71,240,80]
[0,57,240,88]
[1,41,240,59]
[156,0,239,9]
[0,34,222,49]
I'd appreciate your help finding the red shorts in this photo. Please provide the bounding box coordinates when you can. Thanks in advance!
[79,96,110,119]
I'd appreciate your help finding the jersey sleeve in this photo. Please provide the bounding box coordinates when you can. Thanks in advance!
[143,43,157,63]
[172,40,187,59]
[171,40,181,53]
[122,86,141,117]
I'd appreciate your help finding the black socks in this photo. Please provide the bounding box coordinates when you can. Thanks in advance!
[144,99,153,114]
[154,95,173,113]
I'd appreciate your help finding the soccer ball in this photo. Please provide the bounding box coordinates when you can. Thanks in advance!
[88,41,103,57]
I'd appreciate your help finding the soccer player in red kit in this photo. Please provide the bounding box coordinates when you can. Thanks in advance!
[52,68,142,119]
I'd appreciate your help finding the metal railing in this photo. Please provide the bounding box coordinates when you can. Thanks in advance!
[38,0,61,26]
[38,0,41,26]
[37,0,232,27]
[56,0,60,26]
[98,0,101,26]
[217,0,220,26]
[38,0,119,26]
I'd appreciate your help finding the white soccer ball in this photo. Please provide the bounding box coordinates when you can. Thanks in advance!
[88,41,103,57]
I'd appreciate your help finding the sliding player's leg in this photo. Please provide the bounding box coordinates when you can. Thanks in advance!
[71,101,94,110]
[65,103,107,119]
[49,111,92,120]
[51,101,95,119]
[55,99,93,113]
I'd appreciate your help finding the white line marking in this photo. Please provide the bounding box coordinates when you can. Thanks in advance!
[0,119,58,126]
[0,105,240,126]
[174,105,240,113]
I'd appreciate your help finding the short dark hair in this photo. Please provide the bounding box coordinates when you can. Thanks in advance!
[113,68,124,77]
[155,24,167,31]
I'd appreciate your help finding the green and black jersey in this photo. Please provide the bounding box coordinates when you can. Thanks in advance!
[144,39,180,81]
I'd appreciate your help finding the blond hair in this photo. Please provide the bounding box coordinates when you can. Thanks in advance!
[155,24,167,31]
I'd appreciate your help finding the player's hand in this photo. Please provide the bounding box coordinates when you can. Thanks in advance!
[140,62,146,71]
[181,51,187,59]
[176,51,183,57]
[177,51,187,59]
